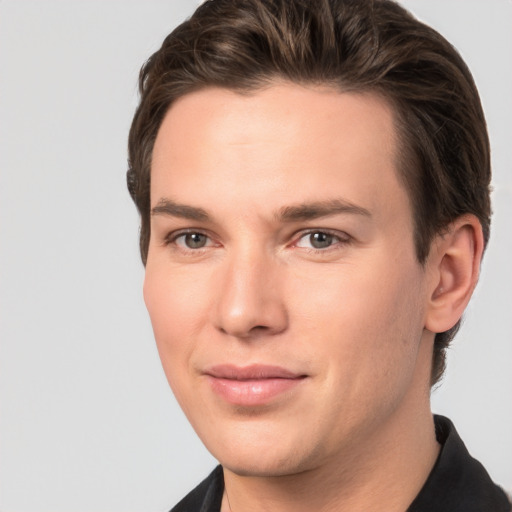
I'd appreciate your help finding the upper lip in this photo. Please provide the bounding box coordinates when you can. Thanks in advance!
[204,364,306,380]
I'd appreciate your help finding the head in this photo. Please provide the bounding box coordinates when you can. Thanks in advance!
[128,0,490,479]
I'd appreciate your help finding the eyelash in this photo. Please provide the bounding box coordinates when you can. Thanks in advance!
[163,229,351,254]
[164,229,216,251]
[292,229,351,253]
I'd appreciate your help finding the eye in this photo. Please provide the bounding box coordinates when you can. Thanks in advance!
[174,232,210,249]
[295,230,346,250]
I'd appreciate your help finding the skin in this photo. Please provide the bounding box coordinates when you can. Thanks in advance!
[144,84,483,511]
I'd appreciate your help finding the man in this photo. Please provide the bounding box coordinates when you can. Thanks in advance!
[127,0,511,510]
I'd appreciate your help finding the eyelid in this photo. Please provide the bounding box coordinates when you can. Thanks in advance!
[164,228,219,248]
[292,228,351,249]
[161,227,351,251]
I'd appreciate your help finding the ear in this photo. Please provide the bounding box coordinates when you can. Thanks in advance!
[424,215,485,334]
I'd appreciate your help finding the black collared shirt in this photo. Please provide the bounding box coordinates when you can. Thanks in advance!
[170,416,511,512]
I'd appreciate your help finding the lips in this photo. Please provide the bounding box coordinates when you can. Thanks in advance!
[204,364,307,406]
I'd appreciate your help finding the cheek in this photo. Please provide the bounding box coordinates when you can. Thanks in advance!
[144,258,210,331]
[143,264,207,379]
[289,259,425,373]
[143,265,212,421]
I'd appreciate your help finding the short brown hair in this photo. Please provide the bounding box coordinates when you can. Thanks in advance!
[127,0,491,385]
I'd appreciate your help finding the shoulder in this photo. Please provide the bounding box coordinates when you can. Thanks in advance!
[170,465,224,512]
[408,415,511,512]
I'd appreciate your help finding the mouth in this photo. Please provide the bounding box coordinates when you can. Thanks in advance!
[203,364,308,406]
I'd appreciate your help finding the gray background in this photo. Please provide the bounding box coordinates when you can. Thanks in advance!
[0,1,510,511]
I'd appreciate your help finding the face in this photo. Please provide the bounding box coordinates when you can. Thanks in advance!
[145,84,435,477]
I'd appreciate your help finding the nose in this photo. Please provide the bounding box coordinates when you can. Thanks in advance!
[214,249,288,339]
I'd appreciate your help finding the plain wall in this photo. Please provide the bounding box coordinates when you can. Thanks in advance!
[0,1,510,511]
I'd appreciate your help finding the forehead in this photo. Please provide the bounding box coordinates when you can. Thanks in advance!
[154,84,397,158]
[151,83,408,224]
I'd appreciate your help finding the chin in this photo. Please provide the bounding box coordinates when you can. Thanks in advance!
[206,427,322,479]
[221,455,307,478]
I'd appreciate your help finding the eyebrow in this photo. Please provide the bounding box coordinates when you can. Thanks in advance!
[151,197,371,223]
[277,199,371,222]
[151,198,210,221]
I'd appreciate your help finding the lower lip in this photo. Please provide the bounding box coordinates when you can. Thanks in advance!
[206,376,305,406]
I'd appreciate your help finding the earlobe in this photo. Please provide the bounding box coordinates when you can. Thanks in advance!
[425,215,485,334]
